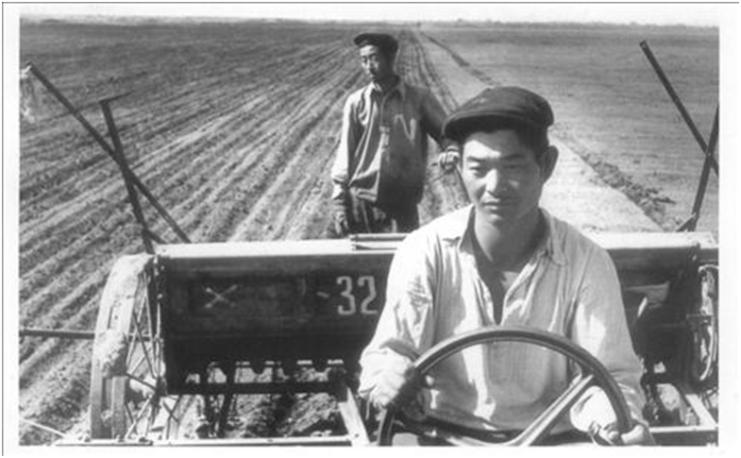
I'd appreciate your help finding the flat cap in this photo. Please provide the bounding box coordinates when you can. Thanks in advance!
[353,32,399,55]
[443,86,553,140]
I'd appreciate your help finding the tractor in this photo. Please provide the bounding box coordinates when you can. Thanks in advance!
[21,39,720,446]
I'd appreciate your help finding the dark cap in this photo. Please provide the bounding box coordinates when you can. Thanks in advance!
[353,32,399,56]
[443,86,554,141]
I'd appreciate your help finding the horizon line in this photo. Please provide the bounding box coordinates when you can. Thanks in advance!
[20,13,719,29]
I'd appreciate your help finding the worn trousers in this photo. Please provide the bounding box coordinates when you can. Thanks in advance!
[343,190,420,235]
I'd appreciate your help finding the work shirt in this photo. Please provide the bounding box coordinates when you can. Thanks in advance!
[330,77,458,211]
[359,206,647,434]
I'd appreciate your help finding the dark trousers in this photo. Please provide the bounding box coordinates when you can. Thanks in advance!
[335,189,419,236]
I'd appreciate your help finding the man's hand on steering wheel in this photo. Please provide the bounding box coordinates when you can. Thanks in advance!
[590,421,655,445]
[369,355,414,409]
[369,354,434,410]
[377,326,651,446]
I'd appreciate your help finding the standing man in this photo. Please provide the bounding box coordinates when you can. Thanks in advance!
[359,87,654,445]
[330,32,460,236]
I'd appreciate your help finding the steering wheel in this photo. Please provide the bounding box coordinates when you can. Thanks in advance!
[377,326,633,445]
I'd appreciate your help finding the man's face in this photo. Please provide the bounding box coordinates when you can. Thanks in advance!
[461,129,554,227]
[359,44,393,82]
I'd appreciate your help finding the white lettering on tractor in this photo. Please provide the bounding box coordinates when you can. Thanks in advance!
[335,275,378,316]
[336,276,356,315]
[358,276,378,315]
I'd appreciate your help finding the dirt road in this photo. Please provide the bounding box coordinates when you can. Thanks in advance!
[416,31,660,233]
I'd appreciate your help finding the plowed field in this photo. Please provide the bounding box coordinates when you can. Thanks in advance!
[17,19,717,444]
[421,22,719,233]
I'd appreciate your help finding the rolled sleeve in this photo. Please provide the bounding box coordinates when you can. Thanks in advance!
[568,246,647,431]
[358,231,436,399]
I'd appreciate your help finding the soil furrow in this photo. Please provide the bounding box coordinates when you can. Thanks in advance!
[19,45,352,262]
[19,29,362,445]
[19,41,339,222]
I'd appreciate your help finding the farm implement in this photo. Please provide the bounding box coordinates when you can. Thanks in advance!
[20,39,719,446]
[68,231,715,446]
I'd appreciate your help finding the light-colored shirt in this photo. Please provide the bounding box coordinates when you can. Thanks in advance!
[330,77,458,210]
[359,206,646,434]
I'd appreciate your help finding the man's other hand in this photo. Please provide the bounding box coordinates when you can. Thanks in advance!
[333,209,349,237]
[369,355,421,409]
[591,421,655,445]
[438,150,460,172]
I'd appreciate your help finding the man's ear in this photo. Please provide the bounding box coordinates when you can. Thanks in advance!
[540,145,559,181]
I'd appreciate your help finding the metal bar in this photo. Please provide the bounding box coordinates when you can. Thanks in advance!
[144,228,166,245]
[125,394,155,439]
[216,363,236,438]
[236,360,345,369]
[686,106,719,231]
[650,425,717,445]
[131,311,156,380]
[19,328,95,339]
[675,381,718,427]
[351,241,403,251]
[125,404,135,424]
[335,382,370,446]
[164,396,184,438]
[64,428,719,447]
[676,216,696,232]
[349,233,407,242]
[100,100,155,253]
[507,373,595,445]
[175,381,337,395]
[124,373,158,392]
[20,418,68,438]
[639,41,718,175]
[126,295,148,367]
[59,435,354,446]
[26,63,192,243]
[165,396,183,423]
[25,63,114,152]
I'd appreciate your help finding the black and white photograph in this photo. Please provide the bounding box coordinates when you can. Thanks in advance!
[2,0,738,451]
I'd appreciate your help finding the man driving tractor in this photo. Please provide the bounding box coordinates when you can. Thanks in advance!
[358,86,654,445]
[330,32,460,236]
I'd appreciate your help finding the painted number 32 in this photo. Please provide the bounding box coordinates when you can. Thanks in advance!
[336,276,378,316]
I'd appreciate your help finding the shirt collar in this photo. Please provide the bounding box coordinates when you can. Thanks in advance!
[368,75,405,99]
[439,205,565,266]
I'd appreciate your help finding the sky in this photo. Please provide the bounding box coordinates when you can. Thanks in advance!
[17,1,727,27]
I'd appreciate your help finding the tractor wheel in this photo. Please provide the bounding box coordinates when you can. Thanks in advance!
[89,255,188,441]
